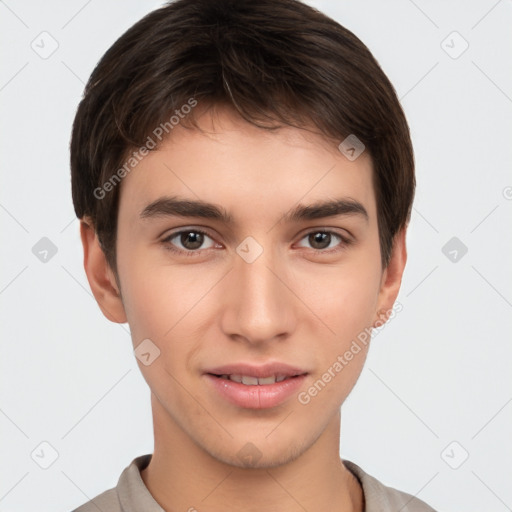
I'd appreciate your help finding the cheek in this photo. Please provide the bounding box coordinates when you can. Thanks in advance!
[116,253,173,347]
[304,258,382,388]
[118,257,204,393]
[337,270,380,328]
[117,249,223,366]
[298,269,379,409]
[305,259,381,338]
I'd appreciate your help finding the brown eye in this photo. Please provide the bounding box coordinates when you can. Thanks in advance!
[178,231,204,250]
[297,230,351,253]
[162,229,217,256]
[309,232,332,250]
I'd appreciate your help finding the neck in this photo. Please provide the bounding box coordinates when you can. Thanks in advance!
[141,394,363,512]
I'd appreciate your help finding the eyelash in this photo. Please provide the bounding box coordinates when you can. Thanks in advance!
[161,228,353,257]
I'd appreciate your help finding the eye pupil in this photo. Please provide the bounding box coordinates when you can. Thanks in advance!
[182,231,204,250]
[309,232,330,250]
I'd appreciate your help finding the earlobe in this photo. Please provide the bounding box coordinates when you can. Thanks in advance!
[373,227,407,327]
[80,218,127,324]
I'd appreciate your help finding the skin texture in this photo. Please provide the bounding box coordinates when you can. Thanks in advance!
[80,106,407,512]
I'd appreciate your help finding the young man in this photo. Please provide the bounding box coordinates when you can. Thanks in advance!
[70,0,436,510]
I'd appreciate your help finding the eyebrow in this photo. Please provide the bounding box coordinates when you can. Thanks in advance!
[139,195,369,224]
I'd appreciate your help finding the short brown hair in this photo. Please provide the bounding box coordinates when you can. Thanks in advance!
[70,0,415,277]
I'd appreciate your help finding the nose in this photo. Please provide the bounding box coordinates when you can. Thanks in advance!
[219,239,297,346]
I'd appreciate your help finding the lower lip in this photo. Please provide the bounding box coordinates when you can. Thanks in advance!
[205,374,307,409]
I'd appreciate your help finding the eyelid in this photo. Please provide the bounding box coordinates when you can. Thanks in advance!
[295,229,353,252]
[161,227,220,255]
[298,226,353,242]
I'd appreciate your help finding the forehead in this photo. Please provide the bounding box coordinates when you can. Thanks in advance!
[117,108,376,225]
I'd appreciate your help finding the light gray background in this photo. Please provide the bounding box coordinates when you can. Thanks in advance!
[1,1,511,511]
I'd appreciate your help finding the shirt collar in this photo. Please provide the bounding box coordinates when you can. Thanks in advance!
[117,454,164,511]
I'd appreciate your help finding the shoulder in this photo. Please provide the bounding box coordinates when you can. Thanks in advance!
[70,454,158,512]
[72,487,121,512]
[343,460,437,512]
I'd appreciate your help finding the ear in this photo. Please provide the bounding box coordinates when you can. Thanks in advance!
[373,226,407,327]
[80,217,127,324]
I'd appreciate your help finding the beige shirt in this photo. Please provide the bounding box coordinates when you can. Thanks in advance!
[72,454,437,511]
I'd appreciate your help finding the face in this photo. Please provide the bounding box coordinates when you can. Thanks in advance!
[85,106,405,469]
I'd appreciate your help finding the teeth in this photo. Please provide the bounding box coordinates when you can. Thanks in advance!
[218,374,291,385]
[241,375,259,385]
[258,376,277,385]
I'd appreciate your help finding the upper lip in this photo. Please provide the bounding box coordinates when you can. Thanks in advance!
[205,362,308,378]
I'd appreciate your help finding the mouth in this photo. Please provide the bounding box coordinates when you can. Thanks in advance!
[208,373,305,385]
[204,363,309,409]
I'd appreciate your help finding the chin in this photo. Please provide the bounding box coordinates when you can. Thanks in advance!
[202,433,313,470]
